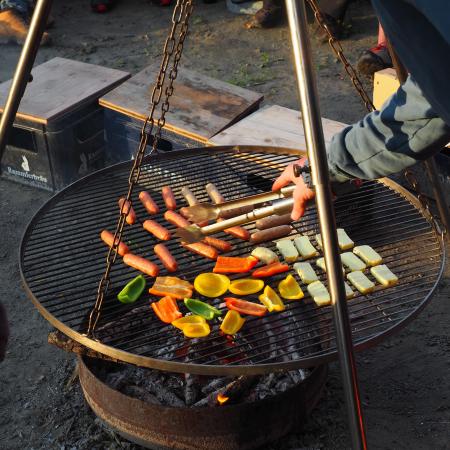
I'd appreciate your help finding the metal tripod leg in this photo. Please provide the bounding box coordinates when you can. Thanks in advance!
[386,41,450,237]
[0,0,54,162]
[285,1,367,448]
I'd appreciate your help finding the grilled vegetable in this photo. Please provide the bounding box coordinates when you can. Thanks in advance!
[164,210,190,228]
[224,297,267,317]
[307,281,331,306]
[293,236,318,259]
[252,262,289,278]
[118,198,136,225]
[154,243,178,272]
[353,245,382,266]
[276,239,299,263]
[255,213,292,230]
[213,256,258,274]
[172,315,206,329]
[117,275,146,304]
[250,225,292,244]
[229,279,264,295]
[278,274,304,300]
[347,271,375,294]
[151,296,182,323]
[222,224,250,241]
[100,230,129,257]
[220,310,245,335]
[182,242,218,260]
[149,276,193,299]
[123,253,159,277]
[143,219,171,241]
[370,264,398,287]
[293,262,318,284]
[182,322,211,338]
[194,273,230,298]
[203,236,233,253]
[184,298,222,320]
[341,252,366,271]
[258,285,285,312]
[139,191,159,215]
[162,186,177,210]
[250,247,279,265]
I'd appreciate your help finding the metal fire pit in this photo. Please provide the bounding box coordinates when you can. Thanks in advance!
[20,146,445,375]
[78,355,328,450]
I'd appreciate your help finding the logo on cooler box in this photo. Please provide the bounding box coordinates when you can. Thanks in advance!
[21,155,30,172]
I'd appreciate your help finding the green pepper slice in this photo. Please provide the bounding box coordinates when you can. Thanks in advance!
[184,298,222,320]
[117,275,146,304]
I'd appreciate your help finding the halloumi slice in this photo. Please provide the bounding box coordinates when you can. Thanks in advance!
[276,239,299,263]
[307,281,330,306]
[347,271,375,294]
[353,245,382,266]
[315,228,354,251]
[341,252,366,271]
[294,235,318,259]
[293,262,318,284]
[370,264,398,287]
[344,282,355,299]
[316,257,345,274]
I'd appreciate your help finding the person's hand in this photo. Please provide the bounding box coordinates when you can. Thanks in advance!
[0,302,9,362]
[272,157,315,221]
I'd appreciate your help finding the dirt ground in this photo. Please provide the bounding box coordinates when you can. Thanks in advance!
[1,0,449,449]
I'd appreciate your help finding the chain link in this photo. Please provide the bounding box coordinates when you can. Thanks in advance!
[86,0,194,336]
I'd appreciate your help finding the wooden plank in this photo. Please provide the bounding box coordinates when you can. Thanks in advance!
[209,104,347,150]
[0,57,130,124]
[99,63,263,142]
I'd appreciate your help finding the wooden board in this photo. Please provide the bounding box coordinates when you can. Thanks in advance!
[209,104,347,150]
[0,57,130,125]
[99,63,263,143]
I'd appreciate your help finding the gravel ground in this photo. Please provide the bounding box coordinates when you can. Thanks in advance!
[1,1,449,449]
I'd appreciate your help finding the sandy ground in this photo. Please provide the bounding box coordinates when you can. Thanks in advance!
[1,0,449,449]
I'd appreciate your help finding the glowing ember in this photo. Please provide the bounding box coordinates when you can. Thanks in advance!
[217,393,229,405]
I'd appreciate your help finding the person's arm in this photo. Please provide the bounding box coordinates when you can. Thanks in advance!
[327,75,450,182]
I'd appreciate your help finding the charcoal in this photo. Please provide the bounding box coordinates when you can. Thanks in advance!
[184,374,200,406]
[121,385,161,405]
[201,376,230,395]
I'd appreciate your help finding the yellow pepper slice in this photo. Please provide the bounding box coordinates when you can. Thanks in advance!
[258,285,285,312]
[172,315,206,330]
[194,273,230,298]
[220,310,245,335]
[229,279,264,296]
[182,322,211,338]
[278,274,304,300]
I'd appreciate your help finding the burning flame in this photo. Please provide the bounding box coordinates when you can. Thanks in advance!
[217,393,229,405]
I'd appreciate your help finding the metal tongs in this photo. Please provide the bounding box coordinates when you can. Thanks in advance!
[176,184,298,243]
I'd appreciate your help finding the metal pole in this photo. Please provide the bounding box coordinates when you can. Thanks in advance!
[285,1,367,448]
[0,0,53,162]
[386,42,450,237]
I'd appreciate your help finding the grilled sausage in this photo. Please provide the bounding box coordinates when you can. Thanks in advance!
[205,182,225,204]
[219,205,254,220]
[100,230,129,256]
[164,210,191,228]
[154,243,178,272]
[203,236,233,253]
[118,198,136,225]
[123,253,159,277]
[181,186,199,206]
[182,242,218,260]
[255,213,292,230]
[143,219,171,241]
[139,191,159,215]
[250,225,292,244]
[162,186,177,210]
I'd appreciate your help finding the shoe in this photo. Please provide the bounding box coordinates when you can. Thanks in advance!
[312,12,344,43]
[245,5,282,29]
[0,10,50,45]
[91,0,117,13]
[357,44,393,77]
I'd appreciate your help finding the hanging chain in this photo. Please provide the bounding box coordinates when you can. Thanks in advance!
[307,0,443,229]
[86,0,194,336]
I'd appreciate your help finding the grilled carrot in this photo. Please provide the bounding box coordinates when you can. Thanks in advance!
[223,225,250,241]
[123,253,159,277]
[139,191,159,215]
[143,219,171,241]
[162,186,177,210]
[118,197,136,225]
[154,243,178,272]
[203,236,233,253]
[164,210,190,228]
[100,230,129,256]
[182,242,218,260]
